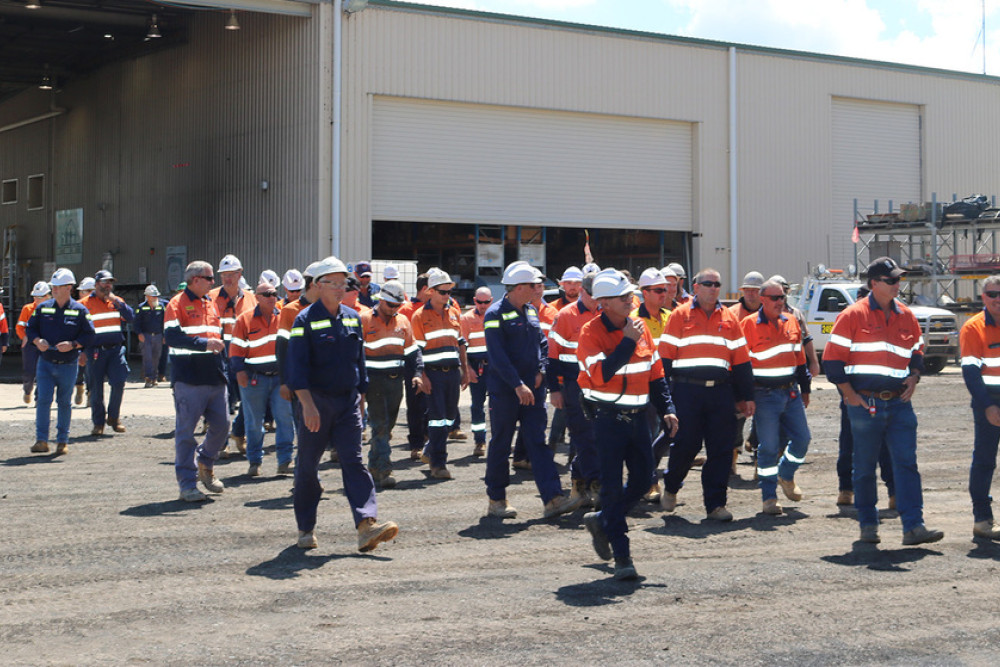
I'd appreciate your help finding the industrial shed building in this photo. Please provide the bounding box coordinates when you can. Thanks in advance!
[2,0,1000,308]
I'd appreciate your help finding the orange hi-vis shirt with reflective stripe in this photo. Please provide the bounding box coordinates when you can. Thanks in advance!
[209,286,257,343]
[362,308,419,373]
[532,299,558,337]
[660,299,750,381]
[460,309,487,359]
[961,309,1000,409]
[411,301,463,367]
[230,306,280,374]
[577,314,663,409]
[740,310,805,385]
[728,300,759,322]
[79,294,130,344]
[548,300,598,367]
[277,297,308,340]
[16,302,37,341]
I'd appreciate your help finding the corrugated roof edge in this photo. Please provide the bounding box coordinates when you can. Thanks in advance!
[368,0,1000,85]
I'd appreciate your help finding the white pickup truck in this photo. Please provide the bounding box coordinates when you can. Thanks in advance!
[790,276,959,374]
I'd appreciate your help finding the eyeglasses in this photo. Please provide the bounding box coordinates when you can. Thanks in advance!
[642,287,667,294]
[318,280,347,289]
[618,294,633,302]
[877,277,901,285]
[698,280,722,288]
[257,291,277,298]
[434,288,453,296]
[763,294,786,302]
[984,290,1000,299]
[474,299,492,304]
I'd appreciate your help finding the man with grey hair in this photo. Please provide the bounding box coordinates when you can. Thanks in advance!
[164,260,230,501]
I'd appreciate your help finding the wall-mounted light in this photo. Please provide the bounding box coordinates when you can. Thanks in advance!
[38,75,52,90]
[146,14,161,39]
[225,9,240,31]
[260,180,269,191]
[343,0,368,13]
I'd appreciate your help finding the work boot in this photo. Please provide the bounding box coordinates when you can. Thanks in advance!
[660,490,677,512]
[512,459,532,471]
[264,421,275,433]
[74,384,85,405]
[902,525,944,546]
[30,440,49,453]
[329,449,340,464]
[888,495,897,510]
[707,506,734,522]
[543,493,582,518]
[568,479,592,509]
[730,449,739,476]
[973,520,1000,540]
[859,524,880,543]
[778,477,803,502]
[409,449,422,462]
[158,374,168,383]
[54,442,68,456]
[247,464,261,477]
[232,435,246,456]
[108,419,126,434]
[179,488,208,502]
[448,428,468,441]
[762,498,783,515]
[297,530,318,549]
[473,442,486,457]
[588,480,603,510]
[357,517,399,552]
[692,455,707,466]
[487,499,517,519]
[371,468,397,489]
[197,462,225,494]
[23,392,31,405]
[144,378,155,388]
[837,490,854,506]
[419,452,431,465]
[430,466,453,480]
[91,424,104,436]
[277,461,295,476]
[613,558,639,581]
[583,511,612,561]
[643,481,662,504]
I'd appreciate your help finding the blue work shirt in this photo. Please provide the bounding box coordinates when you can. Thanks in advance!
[25,297,95,363]
[134,298,167,334]
[483,295,547,394]
[287,299,368,395]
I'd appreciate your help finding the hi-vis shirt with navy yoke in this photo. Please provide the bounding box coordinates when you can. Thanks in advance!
[287,300,367,395]
[823,293,924,392]
[26,297,95,363]
[482,296,547,394]
[134,299,167,335]
[411,301,464,367]
[209,286,257,344]
[546,298,598,392]
[740,309,811,393]
[276,295,310,385]
[533,299,558,337]
[16,302,37,342]
[0,302,8,349]
[460,309,487,360]
[79,294,134,347]
[229,305,281,375]
[362,309,423,376]
[576,312,674,414]
[163,288,226,386]
[960,308,1000,411]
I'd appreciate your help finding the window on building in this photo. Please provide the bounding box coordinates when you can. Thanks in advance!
[1,179,16,205]
[27,174,44,210]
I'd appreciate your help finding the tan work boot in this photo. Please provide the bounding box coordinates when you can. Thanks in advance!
[762,498,783,515]
[543,492,582,518]
[473,442,486,457]
[91,424,104,436]
[707,506,734,522]
[232,435,247,455]
[297,530,318,549]
[692,455,707,466]
[568,479,592,509]
[973,520,1000,540]
[779,477,803,502]
[888,495,896,510]
[512,459,532,471]
[108,419,126,433]
[430,466,453,480]
[837,490,854,506]
[448,428,468,441]
[198,462,225,493]
[23,392,31,405]
[644,481,662,504]
[30,440,49,453]
[731,448,739,476]
[660,490,677,512]
[74,384,85,405]
[55,442,68,456]
[487,498,517,519]
[357,517,399,552]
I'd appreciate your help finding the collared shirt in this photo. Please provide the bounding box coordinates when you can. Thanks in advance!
[631,302,670,343]
[460,308,488,360]
[0,303,8,349]
[533,299,558,337]
[728,298,760,322]
[824,293,924,391]
[209,286,257,344]
[79,294,134,347]
[741,309,810,393]
[230,305,281,375]
[287,300,367,395]
[398,297,424,321]
[26,298,94,363]
[577,312,672,412]
[411,300,464,367]
[547,298,598,390]
[362,308,422,376]
[276,295,310,385]
[135,299,167,335]
[164,288,226,385]
[483,295,546,393]
[16,302,37,342]
[961,307,1000,410]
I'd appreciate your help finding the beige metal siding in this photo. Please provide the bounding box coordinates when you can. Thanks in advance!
[371,96,692,231]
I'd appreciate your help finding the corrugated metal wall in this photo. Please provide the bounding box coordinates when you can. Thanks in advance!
[0,9,325,299]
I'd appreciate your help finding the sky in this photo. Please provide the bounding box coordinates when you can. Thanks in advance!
[410,0,1000,76]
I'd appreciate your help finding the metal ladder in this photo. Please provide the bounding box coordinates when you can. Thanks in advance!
[2,225,16,317]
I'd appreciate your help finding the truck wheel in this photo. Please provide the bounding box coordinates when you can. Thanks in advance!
[923,356,946,375]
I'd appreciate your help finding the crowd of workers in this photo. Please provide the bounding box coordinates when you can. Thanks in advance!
[7,250,1000,581]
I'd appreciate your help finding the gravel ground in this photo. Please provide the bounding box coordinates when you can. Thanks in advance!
[2,366,1000,666]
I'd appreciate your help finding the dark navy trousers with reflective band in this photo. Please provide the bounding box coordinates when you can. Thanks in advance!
[424,366,460,467]
[971,404,1000,523]
[294,390,376,532]
[468,364,489,445]
[485,384,562,503]
[87,345,128,426]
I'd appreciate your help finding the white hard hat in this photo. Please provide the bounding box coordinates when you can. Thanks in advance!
[591,269,633,299]
[638,268,667,288]
[560,266,584,282]
[77,276,96,291]
[384,264,400,281]
[144,285,161,297]
[667,263,686,279]
[50,268,76,287]
[427,267,454,289]
[379,280,406,304]
[501,261,543,286]
[259,270,280,288]
[659,266,677,280]
[218,254,243,273]
[302,261,323,279]
[582,262,601,275]
[31,280,52,296]
[741,271,765,289]
[311,256,349,280]
[768,274,789,287]
[282,269,304,290]
[238,276,249,290]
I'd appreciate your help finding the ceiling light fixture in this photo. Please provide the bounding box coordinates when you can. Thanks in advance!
[146,14,161,39]
[39,69,53,90]
[225,9,240,31]
[25,0,41,9]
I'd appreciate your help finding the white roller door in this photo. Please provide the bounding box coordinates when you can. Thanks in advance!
[831,97,921,268]
[372,97,692,232]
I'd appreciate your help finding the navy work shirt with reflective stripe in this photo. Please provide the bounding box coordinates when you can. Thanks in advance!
[287,300,368,395]
[25,298,95,363]
[135,299,167,334]
[483,295,547,394]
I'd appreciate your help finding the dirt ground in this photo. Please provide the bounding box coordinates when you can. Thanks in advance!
[2,366,1000,666]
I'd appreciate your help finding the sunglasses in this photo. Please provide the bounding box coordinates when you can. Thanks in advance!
[474,299,492,304]
[643,287,667,294]
[257,291,278,298]
[194,275,215,283]
[984,290,1000,299]
[877,277,901,285]
[699,280,722,288]
[381,301,402,308]
[434,289,453,296]
[763,294,786,302]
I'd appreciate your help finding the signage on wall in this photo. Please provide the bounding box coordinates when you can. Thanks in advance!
[54,208,83,265]
[166,246,187,291]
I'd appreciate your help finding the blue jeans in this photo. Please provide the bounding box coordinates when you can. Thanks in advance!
[846,398,925,532]
[837,399,895,494]
[35,358,78,443]
[753,386,811,500]
[239,374,294,466]
[86,345,128,425]
[970,404,1000,523]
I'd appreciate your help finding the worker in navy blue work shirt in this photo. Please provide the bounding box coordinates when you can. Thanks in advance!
[287,255,399,554]
[26,268,95,456]
[483,261,581,521]
[135,284,168,387]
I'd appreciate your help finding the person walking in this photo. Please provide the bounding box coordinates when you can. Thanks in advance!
[79,270,134,435]
[17,281,50,405]
[135,285,167,387]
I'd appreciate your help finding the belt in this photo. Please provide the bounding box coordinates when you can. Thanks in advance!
[45,358,73,365]
[755,382,794,390]
[593,404,647,415]
[93,343,122,350]
[370,370,402,379]
[858,388,903,400]
[673,376,729,388]
[425,365,457,372]
[254,371,279,377]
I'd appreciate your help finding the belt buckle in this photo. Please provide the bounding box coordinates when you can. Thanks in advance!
[704,379,717,387]
[878,390,894,400]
